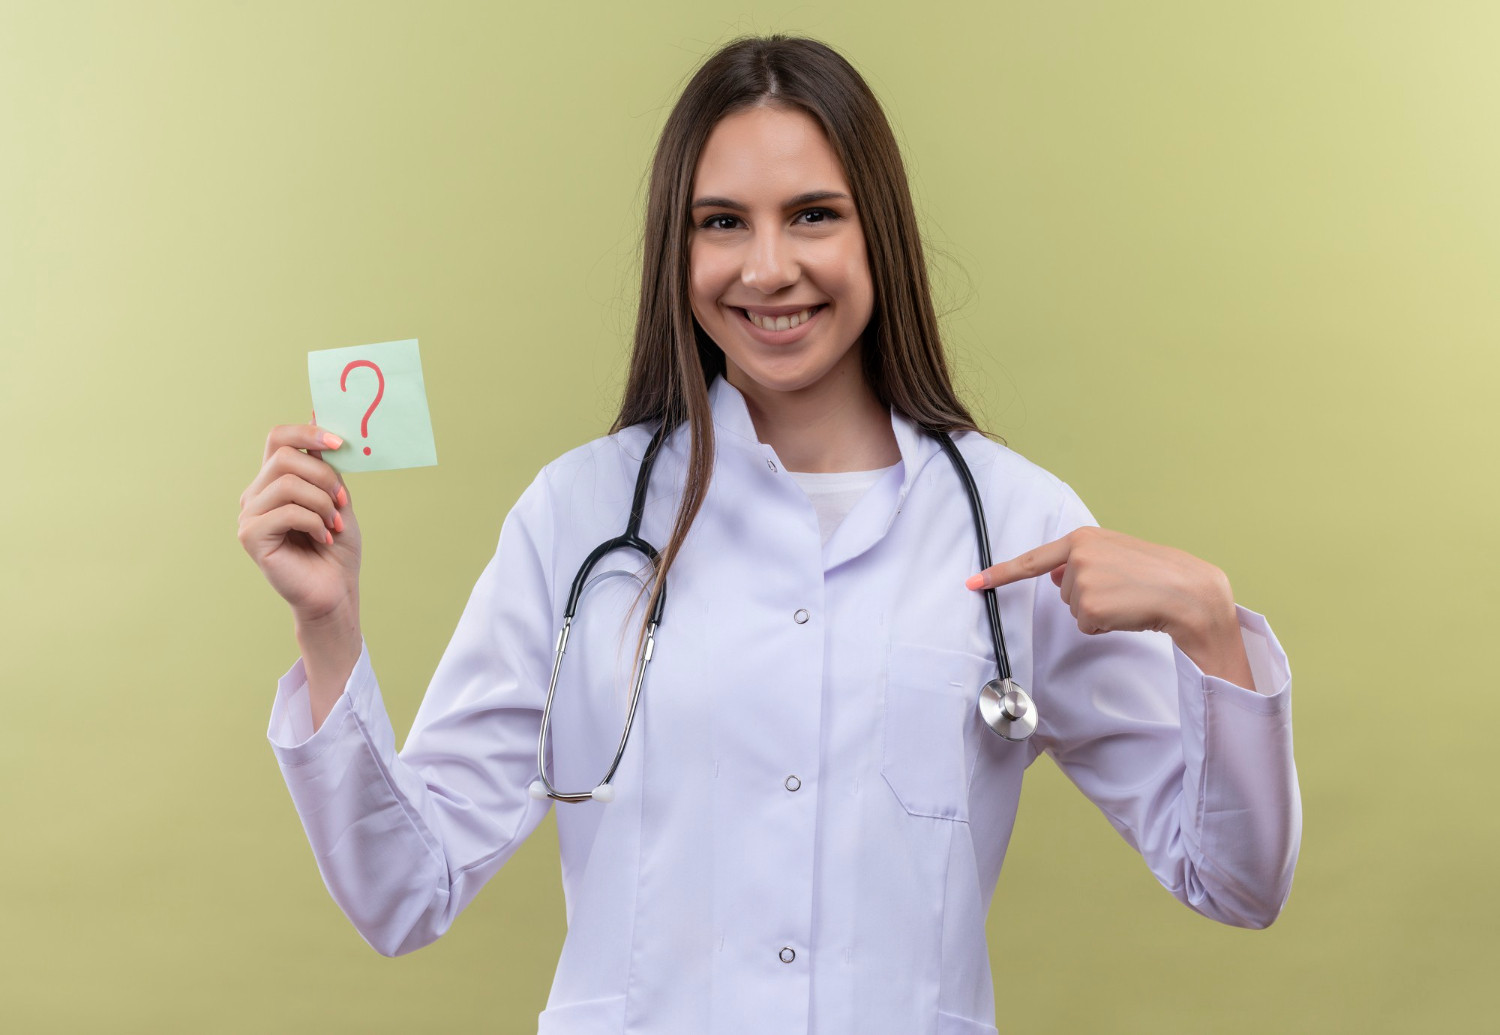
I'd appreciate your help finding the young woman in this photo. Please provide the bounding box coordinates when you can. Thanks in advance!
[238,35,1299,1034]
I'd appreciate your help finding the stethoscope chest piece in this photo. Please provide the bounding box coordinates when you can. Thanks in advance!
[979,678,1038,742]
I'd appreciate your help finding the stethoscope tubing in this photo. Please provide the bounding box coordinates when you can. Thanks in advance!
[932,431,1014,684]
[531,420,1034,804]
[533,424,670,803]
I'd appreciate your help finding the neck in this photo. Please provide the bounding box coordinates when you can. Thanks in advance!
[725,354,901,473]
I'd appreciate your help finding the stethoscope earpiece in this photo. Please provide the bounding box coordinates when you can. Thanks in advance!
[978,678,1038,742]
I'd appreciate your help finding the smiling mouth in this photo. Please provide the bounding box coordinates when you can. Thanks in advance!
[737,305,826,332]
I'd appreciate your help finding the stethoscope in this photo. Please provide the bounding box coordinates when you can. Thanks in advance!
[528,423,1037,804]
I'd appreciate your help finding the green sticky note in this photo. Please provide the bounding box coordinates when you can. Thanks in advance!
[307,339,438,473]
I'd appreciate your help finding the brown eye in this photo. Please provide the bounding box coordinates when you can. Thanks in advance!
[796,208,838,225]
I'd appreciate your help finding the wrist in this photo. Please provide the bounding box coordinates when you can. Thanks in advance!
[294,602,362,666]
[1165,570,1257,691]
[294,603,363,732]
[1171,604,1240,660]
[1163,564,1235,650]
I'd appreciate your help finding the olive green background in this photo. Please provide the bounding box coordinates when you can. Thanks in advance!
[3,1,1495,1031]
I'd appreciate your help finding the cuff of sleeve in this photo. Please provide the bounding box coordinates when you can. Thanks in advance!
[1173,605,1296,877]
[266,639,373,763]
[1173,604,1291,714]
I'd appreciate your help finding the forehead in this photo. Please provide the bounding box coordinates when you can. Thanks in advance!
[693,104,851,196]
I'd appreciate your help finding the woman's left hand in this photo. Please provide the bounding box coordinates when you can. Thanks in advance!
[966,527,1258,691]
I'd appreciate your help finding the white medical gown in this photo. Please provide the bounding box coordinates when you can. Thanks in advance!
[267,374,1300,1035]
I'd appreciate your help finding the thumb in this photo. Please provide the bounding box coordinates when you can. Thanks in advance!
[1050,563,1067,587]
[308,408,322,460]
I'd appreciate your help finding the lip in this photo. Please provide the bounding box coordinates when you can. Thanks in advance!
[730,303,826,345]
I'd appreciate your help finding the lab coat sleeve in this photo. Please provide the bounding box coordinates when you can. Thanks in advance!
[1028,482,1301,929]
[265,470,557,956]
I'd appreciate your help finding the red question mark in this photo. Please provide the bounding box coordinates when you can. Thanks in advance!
[340,360,385,456]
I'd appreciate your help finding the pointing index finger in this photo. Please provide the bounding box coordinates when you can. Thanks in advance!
[967,535,1073,591]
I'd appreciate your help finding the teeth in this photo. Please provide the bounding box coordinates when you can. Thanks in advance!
[746,306,817,331]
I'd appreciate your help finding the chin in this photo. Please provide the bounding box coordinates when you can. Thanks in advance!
[728,357,838,397]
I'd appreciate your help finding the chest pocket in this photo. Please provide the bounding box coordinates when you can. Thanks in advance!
[880,642,991,822]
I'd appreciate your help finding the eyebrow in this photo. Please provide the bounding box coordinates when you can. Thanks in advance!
[690,190,852,211]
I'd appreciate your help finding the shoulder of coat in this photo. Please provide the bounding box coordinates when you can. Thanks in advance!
[947,429,1068,502]
[531,422,656,502]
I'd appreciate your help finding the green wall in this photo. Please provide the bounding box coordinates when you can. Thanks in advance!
[3,1,1495,1030]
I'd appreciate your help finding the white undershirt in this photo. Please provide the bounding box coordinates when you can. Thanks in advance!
[787,464,901,546]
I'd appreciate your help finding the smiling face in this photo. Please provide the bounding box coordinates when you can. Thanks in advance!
[688,103,875,405]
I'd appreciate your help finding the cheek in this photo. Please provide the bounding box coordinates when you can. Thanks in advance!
[833,249,875,317]
[821,228,871,295]
[688,248,725,320]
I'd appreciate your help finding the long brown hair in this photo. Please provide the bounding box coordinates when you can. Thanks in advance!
[611,34,992,657]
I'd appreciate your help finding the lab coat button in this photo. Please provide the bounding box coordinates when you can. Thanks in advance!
[793,609,809,624]
[784,775,801,792]
[779,946,796,963]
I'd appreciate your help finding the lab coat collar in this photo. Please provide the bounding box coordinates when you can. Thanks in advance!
[706,373,943,570]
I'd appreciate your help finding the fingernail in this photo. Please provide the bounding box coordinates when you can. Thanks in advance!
[333,512,344,533]
[322,433,343,450]
[965,574,985,590]
[335,485,347,509]
[324,530,333,545]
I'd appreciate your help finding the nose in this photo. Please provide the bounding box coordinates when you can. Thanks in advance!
[741,229,799,295]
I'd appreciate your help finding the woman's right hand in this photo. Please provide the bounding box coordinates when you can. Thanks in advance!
[237,421,362,625]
